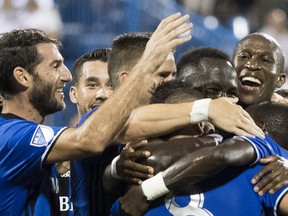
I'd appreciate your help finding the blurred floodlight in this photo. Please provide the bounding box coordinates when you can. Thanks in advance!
[204,16,219,30]
[233,16,249,39]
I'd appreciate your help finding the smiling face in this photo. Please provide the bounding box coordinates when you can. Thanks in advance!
[70,60,113,116]
[233,33,285,107]
[29,43,72,116]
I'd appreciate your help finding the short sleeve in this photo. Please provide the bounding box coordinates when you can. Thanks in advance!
[0,119,66,184]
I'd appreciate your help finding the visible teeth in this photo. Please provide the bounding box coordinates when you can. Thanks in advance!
[56,89,63,93]
[241,77,261,85]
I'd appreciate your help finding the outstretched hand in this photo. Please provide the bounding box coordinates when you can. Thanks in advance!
[139,13,192,75]
[251,155,288,195]
[116,140,154,184]
[209,97,264,139]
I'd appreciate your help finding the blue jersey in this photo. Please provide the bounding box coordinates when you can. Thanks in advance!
[0,113,67,216]
[111,135,288,216]
[71,107,124,216]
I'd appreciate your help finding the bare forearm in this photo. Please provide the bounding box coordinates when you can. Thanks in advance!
[163,147,227,191]
[144,136,218,170]
[117,97,264,143]
[118,103,192,142]
[47,73,155,162]
[162,139,255,191]
[78,72,153,151]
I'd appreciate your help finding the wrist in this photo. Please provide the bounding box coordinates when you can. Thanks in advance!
[190,98,211,123]
[141,172,170,201]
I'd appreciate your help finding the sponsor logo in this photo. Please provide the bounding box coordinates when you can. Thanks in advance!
[61,171,71,178]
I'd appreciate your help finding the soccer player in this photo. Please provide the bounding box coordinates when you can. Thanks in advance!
[56,48,112,215]
[232,32,288,194]
[69,48,118,215]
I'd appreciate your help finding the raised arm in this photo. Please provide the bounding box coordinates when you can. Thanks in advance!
[45,13,192,163]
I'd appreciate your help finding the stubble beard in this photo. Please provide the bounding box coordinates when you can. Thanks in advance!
[29,75,65,117]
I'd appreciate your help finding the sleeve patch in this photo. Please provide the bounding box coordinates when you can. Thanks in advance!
[30,125,54,147]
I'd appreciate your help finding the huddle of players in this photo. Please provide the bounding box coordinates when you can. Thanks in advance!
[107,34,288,215]
[0,12,288,216]
[70,29,288,215]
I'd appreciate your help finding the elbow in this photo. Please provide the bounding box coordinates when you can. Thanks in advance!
[212,147,231,166]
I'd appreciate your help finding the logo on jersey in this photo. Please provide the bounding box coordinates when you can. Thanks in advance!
[165,186,213,215]
[61,170,70,178]
[30,125,54,147]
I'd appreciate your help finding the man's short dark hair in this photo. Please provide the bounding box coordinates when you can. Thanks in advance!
[246,101,288,149]
[176,47,231,83]
[0,29,61,98]
[232,33,285,75]
[108,32,152,88]
[72,48,111,86]
[150,80,202,104]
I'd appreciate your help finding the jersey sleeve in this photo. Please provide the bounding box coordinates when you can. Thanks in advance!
[232,135,288,214]
[232,135,288,165]
[1,119,66,185]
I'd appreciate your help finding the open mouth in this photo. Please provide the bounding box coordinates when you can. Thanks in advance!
[56,88,64,94]
[240,76,262,90]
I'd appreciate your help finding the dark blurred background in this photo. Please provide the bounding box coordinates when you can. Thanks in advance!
[1,0,288,126]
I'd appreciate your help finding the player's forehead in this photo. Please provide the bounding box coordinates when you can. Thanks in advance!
[237,34,280,56]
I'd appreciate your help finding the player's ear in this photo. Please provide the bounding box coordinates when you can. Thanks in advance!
[118,71,130,84]
[258,121,266,131]
[13,67,31,89]
[69,86,78,104]
[276,73,286,88]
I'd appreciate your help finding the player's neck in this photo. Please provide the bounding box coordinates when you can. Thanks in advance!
[2,97,44,124]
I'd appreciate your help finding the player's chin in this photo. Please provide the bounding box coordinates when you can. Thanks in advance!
[56,99,66,111]
[239,94,259,107]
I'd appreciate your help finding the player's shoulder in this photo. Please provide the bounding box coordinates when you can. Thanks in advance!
[0,115,38,137]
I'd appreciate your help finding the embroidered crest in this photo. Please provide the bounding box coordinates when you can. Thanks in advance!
[30,125,54,147]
